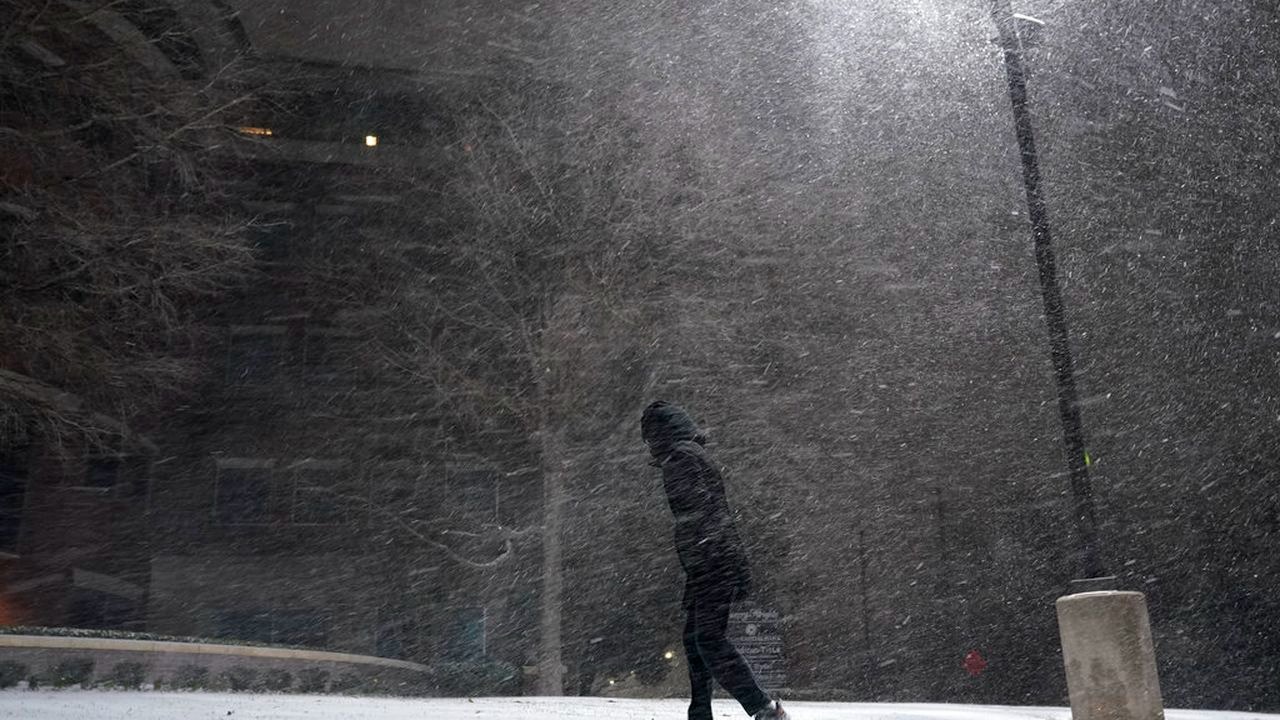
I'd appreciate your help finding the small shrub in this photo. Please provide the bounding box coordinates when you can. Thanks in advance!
[0,626,312,652]
[172,664,208,690]
[221,665,258,692]
[0,661,27,689]
[296,667,329,693]
[384,674,433,697]
[258,668,292,692]
[434,660,518,697]
[108,662,146,690]
[330,671,365,694]
[25,674,38,690]
[49,658,94,688]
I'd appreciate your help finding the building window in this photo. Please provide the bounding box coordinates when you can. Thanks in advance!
[213,458,274,525]
[273,608,328,648]
[67,587,137,630]
[375,607,416,660]
[248,219,292,263]
[214,609,271,644]
[445,465,500,528]
[214,608,327,648]
[226,325,287,386]
[84,457,121,489]
[369,461,433,524]
[303,328,356,384]
[0,450,28,555]
[442,606,486,661]
[67,569,144,630]
[289,459,347,526]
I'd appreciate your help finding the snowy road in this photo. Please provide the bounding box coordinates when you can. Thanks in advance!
[2,693,1278,720]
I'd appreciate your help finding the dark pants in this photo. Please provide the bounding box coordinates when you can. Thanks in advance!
[683,580,771,719]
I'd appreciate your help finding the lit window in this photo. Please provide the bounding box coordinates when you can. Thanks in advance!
[364,135,378,147]
[238,126,274,137]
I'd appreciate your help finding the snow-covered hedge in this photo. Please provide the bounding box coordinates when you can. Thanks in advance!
[0,626,313,651]
[0,628,517,696]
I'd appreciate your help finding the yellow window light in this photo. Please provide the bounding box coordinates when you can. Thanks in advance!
[238,126,274,137]
[365,135,378,147]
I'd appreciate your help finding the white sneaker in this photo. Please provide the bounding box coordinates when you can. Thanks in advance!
[753,700,789,720]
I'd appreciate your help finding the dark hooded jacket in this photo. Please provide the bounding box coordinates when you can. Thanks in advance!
[642,401,752,600]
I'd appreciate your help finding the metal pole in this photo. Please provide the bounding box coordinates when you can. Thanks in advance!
[859,529,872,693]
[934,488,954,700]
[990,0,1106,582]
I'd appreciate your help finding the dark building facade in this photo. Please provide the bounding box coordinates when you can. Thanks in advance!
[2,0,543,675]
[142,62,543,665]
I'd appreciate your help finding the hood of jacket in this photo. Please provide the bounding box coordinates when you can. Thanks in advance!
[641,400,706,460]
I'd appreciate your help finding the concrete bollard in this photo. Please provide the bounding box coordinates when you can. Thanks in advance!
[1056,591,1164,720]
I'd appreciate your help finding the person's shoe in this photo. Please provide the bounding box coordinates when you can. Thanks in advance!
[688,704,713,720]
[753,700,789,719]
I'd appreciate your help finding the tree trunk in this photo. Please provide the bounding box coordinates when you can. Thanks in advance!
[535,421,565,695]
[577,663,596,696]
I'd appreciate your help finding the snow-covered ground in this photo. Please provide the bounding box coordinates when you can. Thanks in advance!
[2,693,1278,720]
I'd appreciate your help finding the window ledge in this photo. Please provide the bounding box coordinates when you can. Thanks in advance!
[65,486,112,494]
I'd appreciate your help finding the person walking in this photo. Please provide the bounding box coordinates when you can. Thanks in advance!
[641,400,788,720]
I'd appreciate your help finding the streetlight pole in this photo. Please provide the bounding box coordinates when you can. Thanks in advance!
[989,0,1108,583]
[859,530,872,693]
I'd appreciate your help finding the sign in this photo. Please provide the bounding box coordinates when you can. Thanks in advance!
[963,650,988,677]
[728,607,786,692]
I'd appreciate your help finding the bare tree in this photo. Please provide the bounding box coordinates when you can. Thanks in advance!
[369,77,677,693]
[0,0,256,455]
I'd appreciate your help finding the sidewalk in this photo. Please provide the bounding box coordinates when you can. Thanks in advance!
[3,692,1278,720]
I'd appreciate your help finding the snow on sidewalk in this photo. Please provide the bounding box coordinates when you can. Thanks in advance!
[1,692,1277,720]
